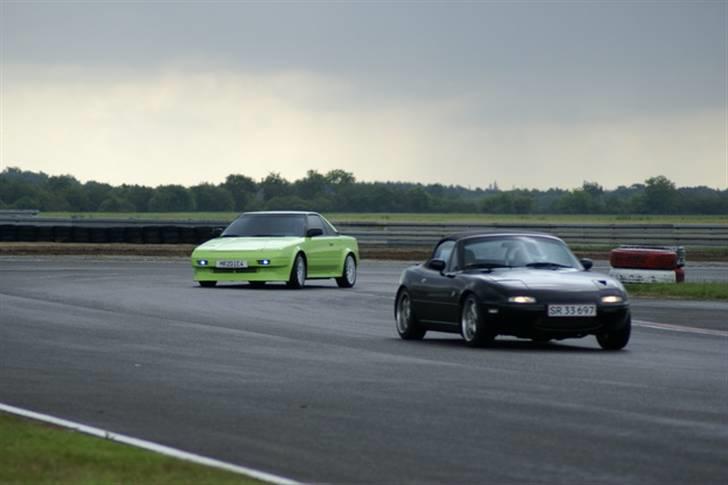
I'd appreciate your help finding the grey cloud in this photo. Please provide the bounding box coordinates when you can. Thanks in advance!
[3,1,724,114]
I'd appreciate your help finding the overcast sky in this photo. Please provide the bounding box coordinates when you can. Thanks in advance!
[1,1,726,189]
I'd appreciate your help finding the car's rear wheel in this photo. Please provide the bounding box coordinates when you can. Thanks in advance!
[249,281,266,288]
[395,289,426,340]
[596,314,631,350]
[198,281,217,288]
[287,253,306,289]
[336,254,357,288]
[461,295,495,347]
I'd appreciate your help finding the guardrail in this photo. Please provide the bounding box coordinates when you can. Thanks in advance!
[0,216,727,248]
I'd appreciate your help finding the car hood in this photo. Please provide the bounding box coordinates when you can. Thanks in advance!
[195,237,304,252]
[477,268,623,292]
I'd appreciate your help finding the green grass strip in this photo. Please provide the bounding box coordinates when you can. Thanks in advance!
[0,413,263,485]
[626,282,728,301]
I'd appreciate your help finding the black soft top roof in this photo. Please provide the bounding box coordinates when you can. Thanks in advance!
[435,231,562,247]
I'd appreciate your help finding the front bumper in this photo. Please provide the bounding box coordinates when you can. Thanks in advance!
[191,251,294,282]
[480,302,630,338]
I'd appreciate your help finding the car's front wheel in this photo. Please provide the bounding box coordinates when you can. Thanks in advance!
[461,295,495,347]
[395,289,426,340]
[596,314,631,350]
[336,254,357,288]
[198,281,217,288]
[287,253,306,289]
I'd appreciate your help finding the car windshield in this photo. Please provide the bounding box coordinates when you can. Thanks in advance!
[460,236,581,270]
[221,214,306,237]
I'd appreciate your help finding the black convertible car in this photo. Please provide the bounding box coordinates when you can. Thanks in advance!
[395,232,631,350]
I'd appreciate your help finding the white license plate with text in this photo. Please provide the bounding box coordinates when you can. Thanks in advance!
[547,304,597,317]
[215,260,249,269]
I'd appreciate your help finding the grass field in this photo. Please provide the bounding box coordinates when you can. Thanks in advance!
[0,413,261,484]
[39,212,728,224]
[626,282,728,301]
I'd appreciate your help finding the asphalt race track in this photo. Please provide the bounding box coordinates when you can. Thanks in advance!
[1,257,726,484]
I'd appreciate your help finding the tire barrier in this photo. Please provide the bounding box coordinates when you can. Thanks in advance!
[160,227,180,244]
[142,226,162,244]
[195,226,217,242]
[108,227,126,243]
[125,226,144,244]
[53,226,72,243]
[89,227,109,243]
[17,225,37,242]
[35,226,54,242]
[609,245,686,284]
[0,217,726,249]
[179,227,198,244]
[71,226,90,243]
[0,225,16,242]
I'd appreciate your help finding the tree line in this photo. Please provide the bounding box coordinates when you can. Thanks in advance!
[1,167,726,215]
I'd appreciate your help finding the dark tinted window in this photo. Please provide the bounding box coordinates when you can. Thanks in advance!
[433,240,456,264]
[222,214,306,237]
[306,215,324,232]
[320,216,338,236]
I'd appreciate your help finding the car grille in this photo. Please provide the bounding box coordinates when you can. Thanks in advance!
[212,268,258,274]
[535,317,604,332]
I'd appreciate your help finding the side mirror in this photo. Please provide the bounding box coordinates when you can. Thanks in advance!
[212,227,224,237]
[306,228,324,238]
[428,259,447,272]
[580,258,593,271]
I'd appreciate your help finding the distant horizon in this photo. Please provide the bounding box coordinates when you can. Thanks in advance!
[2,165,724,192]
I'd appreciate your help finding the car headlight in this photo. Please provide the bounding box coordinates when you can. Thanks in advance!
[601,295,623,304]
[197,259,209,266]
[508,296,537,304]
[257,259,271,266]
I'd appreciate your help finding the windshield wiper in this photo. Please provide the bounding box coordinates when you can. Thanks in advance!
[525,262,572,269]
[464,263,512,270]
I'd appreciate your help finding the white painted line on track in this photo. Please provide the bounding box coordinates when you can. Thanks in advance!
[633,320,728,338]
[0,403,300,485]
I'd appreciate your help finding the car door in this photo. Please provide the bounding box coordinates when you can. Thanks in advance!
[412,240,459,324]
[320,215,346,275]
[305,215,339,276]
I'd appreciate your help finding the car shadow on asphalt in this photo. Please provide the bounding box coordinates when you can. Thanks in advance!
[412,337,603,353]
[199,283,337,291]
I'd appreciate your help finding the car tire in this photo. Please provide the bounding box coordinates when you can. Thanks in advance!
[460,295,495,347]
[198,281,217,288]
[287,253,306,289]
[596,314,631,350]
[249,281,266,288]
[395,289,426,340]
[336,254,357,288]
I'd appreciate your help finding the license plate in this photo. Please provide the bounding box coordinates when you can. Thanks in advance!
[215,260,248,269]
[547,304,597,317]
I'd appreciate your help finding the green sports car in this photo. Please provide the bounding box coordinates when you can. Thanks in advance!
[191,211,359,289]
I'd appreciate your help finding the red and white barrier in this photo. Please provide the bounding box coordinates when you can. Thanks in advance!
[608,245,685,284]
[609,267,685,284]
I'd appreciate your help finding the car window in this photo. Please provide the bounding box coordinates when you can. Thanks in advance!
[222,214,306,237]
[459,236,579,269]
[306,215,324,233]
[320,216,338,236]
[433,240,455,264]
